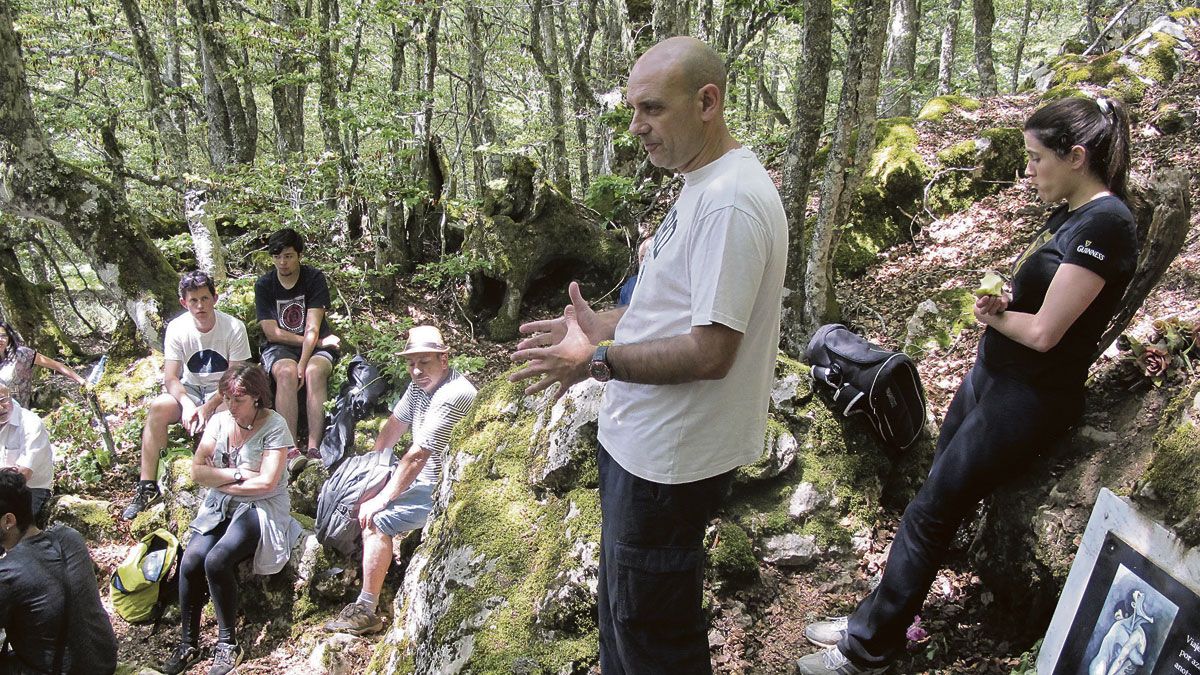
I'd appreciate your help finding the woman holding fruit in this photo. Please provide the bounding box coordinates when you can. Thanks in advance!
[796,96,1138,675]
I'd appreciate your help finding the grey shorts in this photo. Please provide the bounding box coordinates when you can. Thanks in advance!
[371,481,433,537]
[260,342,340,376]
[182,382,220,407]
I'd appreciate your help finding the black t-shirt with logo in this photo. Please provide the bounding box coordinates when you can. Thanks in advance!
[980,195,1136,385]
[254,264,333,343]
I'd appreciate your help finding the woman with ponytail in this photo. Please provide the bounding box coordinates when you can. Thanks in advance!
[796,96,1138,675]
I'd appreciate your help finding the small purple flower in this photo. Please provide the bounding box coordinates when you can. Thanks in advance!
[905,615,928,643]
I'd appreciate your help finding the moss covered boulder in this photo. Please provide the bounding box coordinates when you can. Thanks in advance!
[368,355,931,672]
[928,128,1025,215]
[49,495,118,539]
[1136,380,1200,545]
[839,118,933,276]
[916,95,981,123]
[464,154,628,340]
[1117,16,1194,88]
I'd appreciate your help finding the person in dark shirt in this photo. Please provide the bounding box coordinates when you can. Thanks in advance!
[0,472,117,675]
[254,228,341,468]
[796,96,1138,675]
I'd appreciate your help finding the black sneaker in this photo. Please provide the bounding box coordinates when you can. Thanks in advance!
[207,641,244,675]
[121,481,160,521]
[160,642,202,675]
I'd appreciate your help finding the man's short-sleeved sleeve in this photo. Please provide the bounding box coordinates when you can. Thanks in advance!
[412,388,476,457]
[306,269,332,310]
[254,274,274,322]
[686,207,772,332]
[228,318,253,362]
[392,385,416,424]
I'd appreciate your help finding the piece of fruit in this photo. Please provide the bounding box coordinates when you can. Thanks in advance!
[973,271,1004,297]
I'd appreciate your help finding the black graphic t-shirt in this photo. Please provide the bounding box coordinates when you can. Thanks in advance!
[980,195,1136,385]
[255,264,333,343]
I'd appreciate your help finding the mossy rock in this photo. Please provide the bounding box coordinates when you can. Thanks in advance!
[97,353,163,410]
[1043,52,1146,104]
[1169,7,1200,23]
[1138,380,1200,546]
[708,521,759,588]
[50,495,118,539]
[902,288,977,360]
[129,502,169,539]
[289,461,328,518]
[1153,102,1186,134]
[916,95,981,122]
[839,118,933,276]
[928,128,1024,215]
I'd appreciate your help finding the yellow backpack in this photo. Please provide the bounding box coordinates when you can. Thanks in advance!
[110,528,181,624]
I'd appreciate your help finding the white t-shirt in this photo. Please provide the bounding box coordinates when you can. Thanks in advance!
[0,402,53,490]
[598,147,788,484]
[163,310,252,390]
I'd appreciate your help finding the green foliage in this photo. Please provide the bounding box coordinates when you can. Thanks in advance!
[449,355,486,375]
[337,316,415,386]
[1168,7,1200,22]
[584,174,637,221]
[45,400,109,491]
[412,252,492,288]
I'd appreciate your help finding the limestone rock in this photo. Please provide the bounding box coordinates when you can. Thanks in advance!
[289,461,328,518]
[129,502,168,540]
[50,495,117,539]
[789,482,824,519]
[308,633,369,675]
[762,533,820,566]
[528,379,604,494]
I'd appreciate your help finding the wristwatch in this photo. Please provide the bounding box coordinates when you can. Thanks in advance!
[233,469,244,484]
[589,345,613,382]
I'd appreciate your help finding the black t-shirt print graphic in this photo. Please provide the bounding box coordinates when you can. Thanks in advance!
[186,350,231,376]
[277,297,307,334]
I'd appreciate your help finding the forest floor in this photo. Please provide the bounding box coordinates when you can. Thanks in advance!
[35,32,1200,675]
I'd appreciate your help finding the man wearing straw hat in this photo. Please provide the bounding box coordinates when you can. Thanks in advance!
[323,325,477,635]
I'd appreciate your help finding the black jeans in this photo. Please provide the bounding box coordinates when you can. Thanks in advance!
[841,359,1083,668]
[178,509,261,646]
[597,444,734,675]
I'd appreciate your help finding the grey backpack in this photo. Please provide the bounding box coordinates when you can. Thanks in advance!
[315,450,397,557]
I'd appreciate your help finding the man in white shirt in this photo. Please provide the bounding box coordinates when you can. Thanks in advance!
[121,271,251,521]
[510,36,787,674]
[0,384,53,519]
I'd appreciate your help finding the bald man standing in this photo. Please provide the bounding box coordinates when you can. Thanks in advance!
[510,37,787,673]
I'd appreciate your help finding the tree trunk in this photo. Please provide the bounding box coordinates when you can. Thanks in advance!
[973,0,997,96]
[1012,0,1034,90]
[880,0,920,117]
[271,0,306,157]
[465,5,499,197]
[119,0,227,282]
[652,0,686,39]
[937,0,963,94]
[0,1,179,348]
[1084,0,1102,42]
[185,0,256,166]
[380,20,414,276]
[625,0,653,53]
[564,0,599,195]
[780,0,833,354]
[530,0,572,196]
[0,233,79,356]
[801,0,890,338]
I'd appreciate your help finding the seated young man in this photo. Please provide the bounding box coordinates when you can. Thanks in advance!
[323,326,476,635]
[122,271,251,520]
[254,228,340,467]
[0,472,118,675]
[0,384,53,521]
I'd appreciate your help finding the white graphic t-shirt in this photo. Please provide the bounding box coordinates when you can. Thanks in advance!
[164,310,252,389]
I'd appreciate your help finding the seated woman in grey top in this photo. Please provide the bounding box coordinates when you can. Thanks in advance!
[160,363,300,675]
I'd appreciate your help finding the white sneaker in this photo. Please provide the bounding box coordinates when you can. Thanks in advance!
[794,646,888,675]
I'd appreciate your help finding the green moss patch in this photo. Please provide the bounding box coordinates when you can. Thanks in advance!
[928,128,1024,215]
[916,95,981,122]
[1142,381,1200,546]
[1044,52,1146,104]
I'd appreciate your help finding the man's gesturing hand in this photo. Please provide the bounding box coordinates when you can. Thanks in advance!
[509,300,596,399]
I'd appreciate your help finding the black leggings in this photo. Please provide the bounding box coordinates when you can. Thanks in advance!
[842,359,1084,667]
[178,509,261,646]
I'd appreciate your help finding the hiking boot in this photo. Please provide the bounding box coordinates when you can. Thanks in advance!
[805,616,849,648]
[795,646,887,675]
[323,602,384,635]
[207,641,244,675]
[121,481,160,521]
[160,642,202,675]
